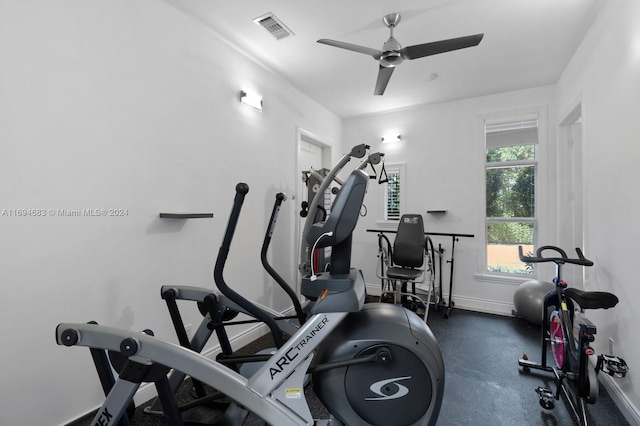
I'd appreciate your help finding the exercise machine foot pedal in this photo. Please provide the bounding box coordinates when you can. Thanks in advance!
[597,354,629,378]
[535,387,555,410]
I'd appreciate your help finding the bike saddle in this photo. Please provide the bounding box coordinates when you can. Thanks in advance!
[564,287,619,310]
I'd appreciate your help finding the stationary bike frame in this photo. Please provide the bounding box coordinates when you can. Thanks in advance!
[517,245,610,426]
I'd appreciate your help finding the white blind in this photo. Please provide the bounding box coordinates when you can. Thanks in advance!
[486,119,538,148]
[385,170,400,221]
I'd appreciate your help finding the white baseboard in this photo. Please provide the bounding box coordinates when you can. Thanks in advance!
[365,282,514,317]
[598,367,640,425]
[442,294,514,317]
[366,282,381,296]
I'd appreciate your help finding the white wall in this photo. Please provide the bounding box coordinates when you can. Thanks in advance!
[345,85,557,314]
[345,0,640,421]
[0,1,341,424]
[555,0,640,420]
[2,0,638,424]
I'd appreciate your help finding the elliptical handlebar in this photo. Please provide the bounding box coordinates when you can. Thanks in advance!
[262,193,306,325]
[214,183,285,348]
[300,144,371,272]
[359,152,384,168]
[518,245,594,267]
[299,145,387,271]
[349,143,369,159]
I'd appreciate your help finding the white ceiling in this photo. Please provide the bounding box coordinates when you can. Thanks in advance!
[164,0,604,118]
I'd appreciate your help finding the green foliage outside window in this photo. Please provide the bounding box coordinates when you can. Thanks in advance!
[486,144,536,275]
[486,165,535,219]
[486,145,535,163]
[487,222,533,245]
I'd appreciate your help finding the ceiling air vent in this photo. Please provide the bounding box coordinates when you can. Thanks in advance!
[253,13,294,40]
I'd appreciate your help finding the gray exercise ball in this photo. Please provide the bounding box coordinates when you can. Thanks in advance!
[513,280,555,325]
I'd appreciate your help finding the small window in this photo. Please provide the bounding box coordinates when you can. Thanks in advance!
[485,119,537,275]
[382,164,404,222]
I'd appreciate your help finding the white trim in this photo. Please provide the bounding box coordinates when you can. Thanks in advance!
[381,162,405,221]
[474,272,531,286]
[484,111,541,127]
[367,282,515,316]
[449,295,515,317]
[479,105,549,278]
[597,365,640,425]
[295,126,332,292]
[366,282,382,296]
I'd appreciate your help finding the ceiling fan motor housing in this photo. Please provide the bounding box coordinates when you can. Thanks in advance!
[380,37,404,67]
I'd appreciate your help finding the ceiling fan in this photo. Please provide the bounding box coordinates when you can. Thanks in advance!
[317,13,484,95]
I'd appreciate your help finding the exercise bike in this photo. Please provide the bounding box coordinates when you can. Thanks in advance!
[517,245,628,426]
[57,167,445,425]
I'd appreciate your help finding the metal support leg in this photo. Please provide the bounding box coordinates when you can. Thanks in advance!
[444,236,458,318]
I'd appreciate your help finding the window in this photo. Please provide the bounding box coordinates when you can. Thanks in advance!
[485,118,537,275]
[382,163,404,222]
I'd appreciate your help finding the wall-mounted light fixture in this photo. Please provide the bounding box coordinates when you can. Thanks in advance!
[240,90,263,111]
[381,134,401,144]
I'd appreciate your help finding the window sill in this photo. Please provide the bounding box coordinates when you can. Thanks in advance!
[474,273,534,286]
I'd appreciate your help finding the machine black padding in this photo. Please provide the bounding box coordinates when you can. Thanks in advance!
[392,214,425,268]
[306,170,368,248]
[235,182,249,195]
[564,288,619,310]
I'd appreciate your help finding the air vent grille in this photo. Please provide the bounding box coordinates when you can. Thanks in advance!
[253,13,294,40]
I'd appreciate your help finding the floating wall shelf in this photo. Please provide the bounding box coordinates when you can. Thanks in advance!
[159,213,214,219]
[427,210,447,214]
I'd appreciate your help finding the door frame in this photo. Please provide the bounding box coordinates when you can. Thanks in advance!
[294,126,332,294]
[558,101,584,288]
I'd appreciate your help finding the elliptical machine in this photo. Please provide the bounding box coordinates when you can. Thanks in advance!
[145,145,383,420]
[143,190,305,422]
[56,150,445,425]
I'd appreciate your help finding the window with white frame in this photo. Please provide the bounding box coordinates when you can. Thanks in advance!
[382,163,404,221]
[485,118,538,275]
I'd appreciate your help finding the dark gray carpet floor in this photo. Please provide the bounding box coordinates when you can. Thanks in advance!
[72,304,630,426]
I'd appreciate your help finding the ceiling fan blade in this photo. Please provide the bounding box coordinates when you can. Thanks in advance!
[401,33,484,60]
[374,65,395,96]
[317,39,382,59]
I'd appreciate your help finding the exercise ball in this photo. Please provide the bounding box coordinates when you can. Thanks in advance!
[513,280,555,325]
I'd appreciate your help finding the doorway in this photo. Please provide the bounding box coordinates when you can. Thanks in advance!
[294,127,331,292]
[558,103,584,288]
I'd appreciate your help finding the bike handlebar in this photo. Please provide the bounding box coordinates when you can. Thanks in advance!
[518,245,593,267]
